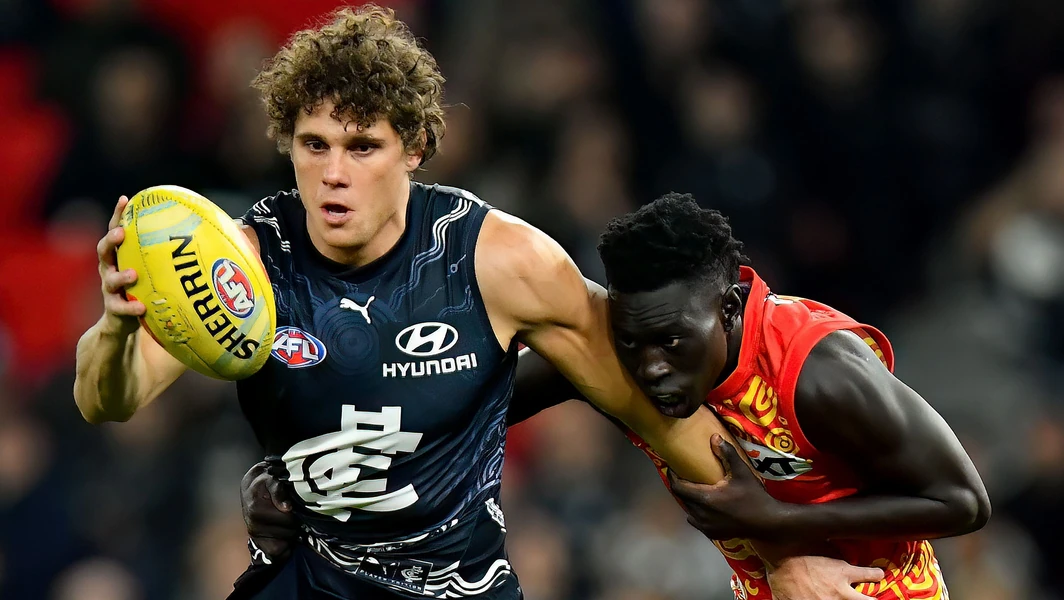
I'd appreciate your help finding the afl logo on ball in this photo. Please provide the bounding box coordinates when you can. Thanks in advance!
[211,258,255,319]
[272,327,327,368]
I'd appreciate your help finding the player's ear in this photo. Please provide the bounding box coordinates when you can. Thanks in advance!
[721,284,742,332]
[405,129,428,171]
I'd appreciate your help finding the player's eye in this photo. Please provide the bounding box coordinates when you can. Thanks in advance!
[663,336,682,349]
[617,337,637,351]
[305,140,327,152]
[351,144,377,155]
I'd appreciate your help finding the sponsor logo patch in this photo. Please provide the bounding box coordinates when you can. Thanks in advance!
[271,327,327,368]
[736,438,814,481]
[395,322,458,357]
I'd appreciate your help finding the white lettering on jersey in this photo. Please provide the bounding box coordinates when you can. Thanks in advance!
[766,294,797,305]
[382,353,478,378]
[340,296,375,324]
[283,405,423,519]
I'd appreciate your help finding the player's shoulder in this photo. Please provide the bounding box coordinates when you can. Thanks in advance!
[793,328,898,434]
[477,209,572,281]
[236,189,297,223]
[236,190,299,256]
[742,272,889,389]
[474,209,588,331]
[802,329,883,378]
[419,182,490,208]
[759,292,861,355]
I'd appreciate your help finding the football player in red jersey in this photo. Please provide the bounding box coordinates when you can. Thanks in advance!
[599,193,990,599]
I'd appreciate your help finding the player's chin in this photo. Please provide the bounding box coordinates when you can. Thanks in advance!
[318,226,364,248]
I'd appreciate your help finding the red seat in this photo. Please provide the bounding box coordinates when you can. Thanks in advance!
[0,228,99,383]
[0,49,35,111]
[0,105,68,227]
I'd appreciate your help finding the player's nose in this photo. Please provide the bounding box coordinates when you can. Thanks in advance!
[637,355,672,385]
[322,152,350,187]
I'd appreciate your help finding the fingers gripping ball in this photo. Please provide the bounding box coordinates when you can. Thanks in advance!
[116,185,276,380]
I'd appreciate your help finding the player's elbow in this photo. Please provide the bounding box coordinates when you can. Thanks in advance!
[74,381,102,424]
[949,484,992,535]
[73,383,135,425]
[80,405,136,425]
[969,487,993,532]
[75,399,108,425]
[74,398,115,425]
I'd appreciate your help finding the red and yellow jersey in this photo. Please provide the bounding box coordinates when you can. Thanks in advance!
[627,267,947,600]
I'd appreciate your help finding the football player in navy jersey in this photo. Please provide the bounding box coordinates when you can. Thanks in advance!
[75,5,866,599]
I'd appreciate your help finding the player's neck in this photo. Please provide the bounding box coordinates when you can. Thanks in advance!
[714,318,744,388]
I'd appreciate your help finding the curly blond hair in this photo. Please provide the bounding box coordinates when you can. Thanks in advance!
[252,5,446,163]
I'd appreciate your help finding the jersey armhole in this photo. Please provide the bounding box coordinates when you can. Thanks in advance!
[777,322,894,457]
[464,208,513,355]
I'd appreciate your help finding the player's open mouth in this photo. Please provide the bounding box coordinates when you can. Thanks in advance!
[651,393,690,417]
[321,204,352,225]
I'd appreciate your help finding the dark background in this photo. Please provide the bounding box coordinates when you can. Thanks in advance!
[1,0,1062,598]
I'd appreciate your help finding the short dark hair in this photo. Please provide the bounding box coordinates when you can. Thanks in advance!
[597,193,749,293]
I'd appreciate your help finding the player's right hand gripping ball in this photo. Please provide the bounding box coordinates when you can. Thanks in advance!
[116,185,276,380]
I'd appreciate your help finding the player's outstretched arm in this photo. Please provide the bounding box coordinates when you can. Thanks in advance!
[507,346,584,426]
[671,330,991,543]
[476,211,728,483]
[74,195,188,423]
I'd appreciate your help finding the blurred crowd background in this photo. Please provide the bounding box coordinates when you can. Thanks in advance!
[1,0,1063,598]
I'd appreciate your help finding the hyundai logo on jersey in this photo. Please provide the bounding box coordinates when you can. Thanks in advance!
[211,258,256,319]
[271,327,328,368]
[385,322,476,378]
[395,322,459,357]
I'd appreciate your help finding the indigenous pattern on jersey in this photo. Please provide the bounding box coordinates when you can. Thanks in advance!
[234,183,520,599]
[627,267,947,600]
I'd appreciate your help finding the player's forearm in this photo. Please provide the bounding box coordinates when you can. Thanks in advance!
[625,402,729,484]
[771,489,989,542]
[74,316,145,423]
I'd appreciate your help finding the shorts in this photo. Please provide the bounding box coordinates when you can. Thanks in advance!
[228,545,523,600]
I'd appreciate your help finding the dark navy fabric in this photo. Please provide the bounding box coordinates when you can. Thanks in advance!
[232,182,521,598]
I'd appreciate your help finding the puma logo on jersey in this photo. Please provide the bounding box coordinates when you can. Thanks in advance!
[736,438,813,481]
[340,296,375,324]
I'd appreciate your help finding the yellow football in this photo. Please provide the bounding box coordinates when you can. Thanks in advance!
[116,185,276,380]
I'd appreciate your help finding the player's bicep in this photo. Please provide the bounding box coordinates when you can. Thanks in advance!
[797,331,984,499]
[516,268,636,419]
[476,212,623,412]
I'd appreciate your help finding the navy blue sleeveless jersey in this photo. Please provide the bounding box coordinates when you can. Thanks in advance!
[234,182,521,599]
